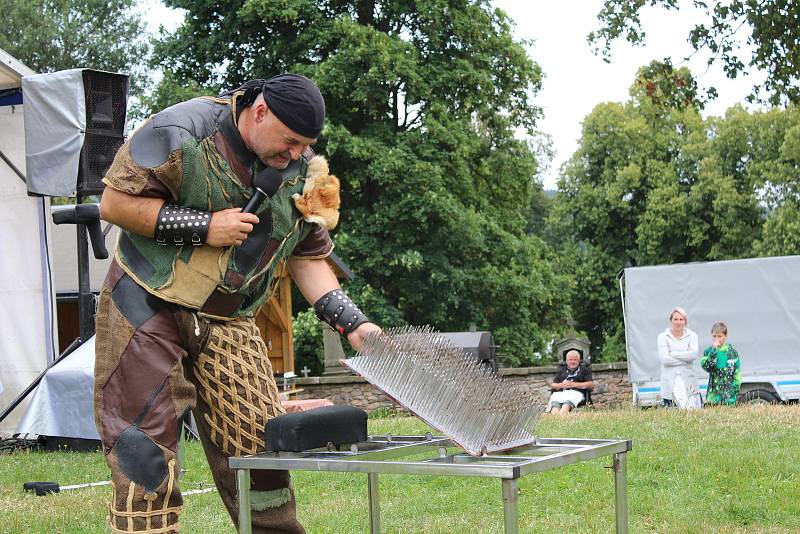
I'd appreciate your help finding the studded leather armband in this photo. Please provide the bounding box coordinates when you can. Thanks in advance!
[155,204,210,246]
[314,289,369,336]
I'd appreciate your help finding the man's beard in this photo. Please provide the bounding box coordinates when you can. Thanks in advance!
[262,151,291,169]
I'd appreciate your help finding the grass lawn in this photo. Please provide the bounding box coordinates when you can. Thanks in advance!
[1,404,798,533]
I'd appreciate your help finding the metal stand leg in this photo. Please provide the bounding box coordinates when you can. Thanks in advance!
[368,472,381,533]
[177,424,186,481]
[613,453,628,534]
[237,469,252,534]
[501,478,519,534]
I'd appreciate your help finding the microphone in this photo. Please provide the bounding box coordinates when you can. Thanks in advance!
[242,167,284,214]
[233,167,283,271]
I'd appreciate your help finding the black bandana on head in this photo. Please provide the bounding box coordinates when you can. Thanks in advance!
[221,79,265,111]
[222,74,326,138]
[262,74,325,138]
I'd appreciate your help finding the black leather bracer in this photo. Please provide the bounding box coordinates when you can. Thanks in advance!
[155,204,210,246]
[314,289,369,336]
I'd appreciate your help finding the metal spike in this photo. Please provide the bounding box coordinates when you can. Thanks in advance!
[344,326,542,455]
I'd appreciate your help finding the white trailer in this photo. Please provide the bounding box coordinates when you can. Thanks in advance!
[620,256,800,406]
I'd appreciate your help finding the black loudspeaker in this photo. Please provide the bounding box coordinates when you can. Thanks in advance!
[77,70,129,195]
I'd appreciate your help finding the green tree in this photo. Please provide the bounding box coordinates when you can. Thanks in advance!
[590,0,800,105]
[750,105,800,255]
[0,0,150,95]
[756,203,800,256]
[292,309,326,376]
[152,0,571,364]
[133,70,209,119]
[526,133,555,236]
[550,62,768,354]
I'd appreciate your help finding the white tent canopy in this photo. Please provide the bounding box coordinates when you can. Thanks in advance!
[16,336,99,440]
[0,48,33,90]
[14,217,118,441]
[0,48,58,437]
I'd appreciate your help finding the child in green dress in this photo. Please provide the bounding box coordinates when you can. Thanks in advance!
[701,322,742,405]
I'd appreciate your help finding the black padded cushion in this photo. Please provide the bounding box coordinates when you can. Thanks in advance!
[265,405,368,452]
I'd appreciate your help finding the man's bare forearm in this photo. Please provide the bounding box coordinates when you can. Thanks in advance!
[287,256,341,303]
[100,187,162,237]
[288,256,381,351]
[99,187,259,247]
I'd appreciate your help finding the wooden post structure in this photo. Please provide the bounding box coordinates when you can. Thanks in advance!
[254,264,295,375]
[254,253,354,377]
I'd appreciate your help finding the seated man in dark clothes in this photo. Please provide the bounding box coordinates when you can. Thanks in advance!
[545,350,594,415]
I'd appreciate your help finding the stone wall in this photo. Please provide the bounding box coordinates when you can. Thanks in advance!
[292,362,632,412]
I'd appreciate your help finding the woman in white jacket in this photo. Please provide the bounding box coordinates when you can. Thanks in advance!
[657,306,699,407]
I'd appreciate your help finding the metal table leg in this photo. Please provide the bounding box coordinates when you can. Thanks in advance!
[368,472,381,533]
[613,452,628,534]
[177,424,186,481]
[237,469,252,534]
[501,478,519,534]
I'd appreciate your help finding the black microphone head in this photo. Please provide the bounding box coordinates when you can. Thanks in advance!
[254,167,284,197]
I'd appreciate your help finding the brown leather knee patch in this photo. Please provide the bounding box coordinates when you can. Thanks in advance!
[100,308,184,451]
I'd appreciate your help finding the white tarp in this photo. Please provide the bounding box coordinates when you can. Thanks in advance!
[16,336,99,440]
[0,98,58,437]
[623,256,800,384]
[21,69,86,196]
[13,215,116,440]
[16,333,199,441]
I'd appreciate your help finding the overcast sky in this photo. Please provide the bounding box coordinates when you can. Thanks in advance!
[141,0,764,189]
[494,0,765,188]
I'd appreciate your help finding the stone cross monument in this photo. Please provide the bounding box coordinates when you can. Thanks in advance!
[323,323,350,375]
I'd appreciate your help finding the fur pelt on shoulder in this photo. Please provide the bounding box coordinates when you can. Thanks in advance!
[292,156,340,229]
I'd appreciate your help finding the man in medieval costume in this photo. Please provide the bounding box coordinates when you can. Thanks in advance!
[95,74,379,533]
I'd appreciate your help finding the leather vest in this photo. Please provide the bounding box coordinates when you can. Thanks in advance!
[112,97,313,319]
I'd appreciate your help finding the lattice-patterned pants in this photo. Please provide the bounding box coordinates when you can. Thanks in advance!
[94,263,304,533]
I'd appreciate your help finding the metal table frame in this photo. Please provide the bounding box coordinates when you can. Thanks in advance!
[230,435,632,534]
